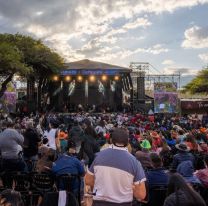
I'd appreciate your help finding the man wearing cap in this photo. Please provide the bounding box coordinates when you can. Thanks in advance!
[135,139,152,169]
[171,143,195,171]
[85,128,146,206]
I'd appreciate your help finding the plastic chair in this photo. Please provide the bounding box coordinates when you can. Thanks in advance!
[31,172,55,193]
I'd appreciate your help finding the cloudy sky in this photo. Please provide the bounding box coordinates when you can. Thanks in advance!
[0,0,208,80]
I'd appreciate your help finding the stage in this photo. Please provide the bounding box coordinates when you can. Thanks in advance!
[47,59,132,112]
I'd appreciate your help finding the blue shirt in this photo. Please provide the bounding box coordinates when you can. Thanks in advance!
[52,154,85,192]
[52,154,84,175]
[146,168,169,188]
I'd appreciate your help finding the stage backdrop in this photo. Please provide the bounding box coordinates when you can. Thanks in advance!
[154,82,179,113]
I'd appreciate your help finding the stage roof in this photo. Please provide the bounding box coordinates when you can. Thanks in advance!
[64,59,131,72]
[60,59,131,76]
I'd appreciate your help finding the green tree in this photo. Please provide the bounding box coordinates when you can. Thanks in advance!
[0,41,31,97]
[184,67,208,94]
[0,33,64,107]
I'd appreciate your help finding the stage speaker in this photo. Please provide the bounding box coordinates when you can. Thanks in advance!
[136,71,145,100]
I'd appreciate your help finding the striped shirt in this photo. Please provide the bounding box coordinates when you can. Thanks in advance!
[88,145,146,203]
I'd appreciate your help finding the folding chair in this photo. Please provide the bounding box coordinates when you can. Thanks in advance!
[30,172,55,206]
[41,191,79,206]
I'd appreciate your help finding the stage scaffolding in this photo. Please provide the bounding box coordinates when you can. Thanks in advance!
[130,62,181,112]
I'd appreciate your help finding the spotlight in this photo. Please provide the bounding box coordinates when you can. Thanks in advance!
[101,75,107,81]
[77,75,83,82]
[89,75,96,82]
[53,75,59,81]
[65,76,71,82]
[114,75,119,81]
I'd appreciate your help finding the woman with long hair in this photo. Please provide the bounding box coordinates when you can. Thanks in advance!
[164,173,206,206]
[80,125,100,166]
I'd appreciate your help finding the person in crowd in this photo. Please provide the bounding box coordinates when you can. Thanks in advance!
[0,189,24,206]
[23,120,41,169]
[146,153,169,188]
[85,128,146,206]
[159,139,173,169]
[69,120,84,153]
[80,125,100,167]
[184,134,199,152]
[177,160,201,185]
[163,173,206,206]
[36,147,55,173]
[0,120,25,172]
[95,119,107,137]
[56,124,68,153]
[135,139,152,169]
[150,131,162,151]
[171,143,195,171]
[43,119,59,151]
[195,154,208,188]
[52,140,85,194]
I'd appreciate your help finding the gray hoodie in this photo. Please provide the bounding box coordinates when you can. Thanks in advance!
[0,128,24,159]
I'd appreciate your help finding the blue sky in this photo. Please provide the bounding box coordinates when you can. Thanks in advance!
[0,0,208,81]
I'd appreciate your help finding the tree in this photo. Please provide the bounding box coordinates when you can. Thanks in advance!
[184,67,208,94]
[0,41,31,98]
[0,33,64,107]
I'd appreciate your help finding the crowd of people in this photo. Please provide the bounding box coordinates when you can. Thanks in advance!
[0,112,208,206]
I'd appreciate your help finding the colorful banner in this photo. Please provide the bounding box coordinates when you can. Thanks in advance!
[154,82,178,113]
[0,92,17,113]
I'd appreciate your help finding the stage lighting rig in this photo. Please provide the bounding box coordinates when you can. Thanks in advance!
[114,75,120,81]
[89,75,96,82]
[77,75,83,82]
[101,75,107,81]
[65,76,71,82]
[52,75,59,81]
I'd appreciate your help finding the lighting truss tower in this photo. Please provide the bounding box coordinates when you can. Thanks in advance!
[130,62,149,111]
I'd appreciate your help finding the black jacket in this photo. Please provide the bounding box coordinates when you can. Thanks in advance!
[80,134,100,166]
[23,128,41,157]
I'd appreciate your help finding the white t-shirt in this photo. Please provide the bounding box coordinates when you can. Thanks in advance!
[44,129,57,150]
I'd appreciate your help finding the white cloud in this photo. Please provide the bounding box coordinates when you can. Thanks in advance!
[35,11,44,16]
[198,52,208,63]
[1,0,208,61]
[182,26,208,49]
[123,17,152,29]
[163,67,199,76]
[87,44,169,62]
[162,59,175,65]
[26,24,50,38]
[131,44,169,55]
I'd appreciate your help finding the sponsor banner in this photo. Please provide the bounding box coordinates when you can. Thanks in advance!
[181,100,208,110]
